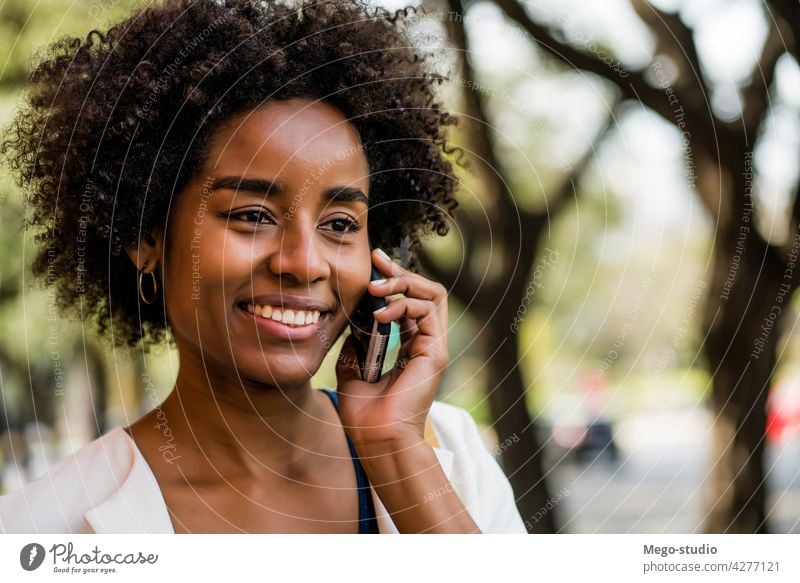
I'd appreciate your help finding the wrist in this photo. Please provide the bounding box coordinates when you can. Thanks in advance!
[350,435,480,533]
[347,422,426,452]
[351,433,428,458]
[352,436,437,491]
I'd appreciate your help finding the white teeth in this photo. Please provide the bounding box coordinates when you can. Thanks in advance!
[245,303,321,327]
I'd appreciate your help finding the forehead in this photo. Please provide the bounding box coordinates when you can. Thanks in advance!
[206,99,370,190]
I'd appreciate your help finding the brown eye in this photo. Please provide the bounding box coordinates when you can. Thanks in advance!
[229,209,274,225]
[320,216,361,234]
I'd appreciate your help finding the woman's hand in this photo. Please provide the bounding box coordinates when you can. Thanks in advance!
[334,251,481,533]
[335,247,449,448]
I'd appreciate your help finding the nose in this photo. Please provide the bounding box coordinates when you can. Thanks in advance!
[266,217,330,285]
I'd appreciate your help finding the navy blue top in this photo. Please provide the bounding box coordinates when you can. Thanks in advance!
[320,388,379,534]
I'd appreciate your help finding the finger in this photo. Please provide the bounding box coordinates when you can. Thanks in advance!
[371,248,441,287]
[374,297,443,337]
[368,273,447,304]
[382,295,418,352]
[371,248,406,279]
[397,332,447,369]
[398,315,418,347]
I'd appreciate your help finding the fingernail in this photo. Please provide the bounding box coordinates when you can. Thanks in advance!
[370,278,387,286]
[375,248,391,261]
[373,306,387,315]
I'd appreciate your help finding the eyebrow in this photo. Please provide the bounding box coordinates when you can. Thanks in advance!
[211,176,368,206]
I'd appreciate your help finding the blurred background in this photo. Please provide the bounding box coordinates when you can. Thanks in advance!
[0,0,798,533]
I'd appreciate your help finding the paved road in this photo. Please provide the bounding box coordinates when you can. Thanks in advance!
[545,408,800,533]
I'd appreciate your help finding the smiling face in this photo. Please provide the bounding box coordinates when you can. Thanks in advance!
[161,98,372,388]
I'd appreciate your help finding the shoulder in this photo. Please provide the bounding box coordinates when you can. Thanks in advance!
[0,428,136,533]
[427,400,498,471]
[427,400,528,534]
[427,400,488,446]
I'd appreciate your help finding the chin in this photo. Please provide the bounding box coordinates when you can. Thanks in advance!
[238,356,323,390]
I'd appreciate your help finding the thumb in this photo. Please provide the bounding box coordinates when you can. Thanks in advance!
[335,334,363,388]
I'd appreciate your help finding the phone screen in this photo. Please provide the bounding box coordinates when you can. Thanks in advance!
[350,266,392,382]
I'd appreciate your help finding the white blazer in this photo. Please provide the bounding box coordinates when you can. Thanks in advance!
[0,399,527,534]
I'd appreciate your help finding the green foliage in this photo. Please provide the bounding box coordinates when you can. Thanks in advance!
[0,0,139,89]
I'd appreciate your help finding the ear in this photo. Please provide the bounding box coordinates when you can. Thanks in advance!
[124,230,164,273]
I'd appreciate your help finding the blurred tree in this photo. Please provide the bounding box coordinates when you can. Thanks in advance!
[485,0,800,532]
[0,0,139,479]
[419,0,619,532]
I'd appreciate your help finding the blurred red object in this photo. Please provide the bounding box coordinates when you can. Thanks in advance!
[767,377,800,443]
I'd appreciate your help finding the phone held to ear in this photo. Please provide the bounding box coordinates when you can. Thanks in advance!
[350,266,391,383]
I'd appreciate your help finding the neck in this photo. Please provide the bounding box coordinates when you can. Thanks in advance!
[156,346,333,478]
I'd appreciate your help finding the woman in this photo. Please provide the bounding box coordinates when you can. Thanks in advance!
[0,0,526,533]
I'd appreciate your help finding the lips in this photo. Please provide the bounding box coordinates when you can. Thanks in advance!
[244,293,333,313]
[240,302,321,326]
[235,294,334,342]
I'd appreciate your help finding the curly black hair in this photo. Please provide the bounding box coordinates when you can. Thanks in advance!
[3,0,460,350]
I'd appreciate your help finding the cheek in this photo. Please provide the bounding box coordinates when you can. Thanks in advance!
[333,253,371,314]
[162,217,240,313]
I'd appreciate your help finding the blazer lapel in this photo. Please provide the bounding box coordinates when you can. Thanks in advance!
[83,425,455,534]
[83,428,174,534]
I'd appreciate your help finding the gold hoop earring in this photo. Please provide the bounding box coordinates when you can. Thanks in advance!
[138,268,158,304]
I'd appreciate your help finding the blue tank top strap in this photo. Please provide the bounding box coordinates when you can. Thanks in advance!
[320,389,379,534]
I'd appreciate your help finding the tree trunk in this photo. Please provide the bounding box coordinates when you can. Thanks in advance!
[701,148,789,533]
[483,309,557,533]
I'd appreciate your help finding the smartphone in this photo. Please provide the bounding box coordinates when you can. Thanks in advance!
[350,266,392,383]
